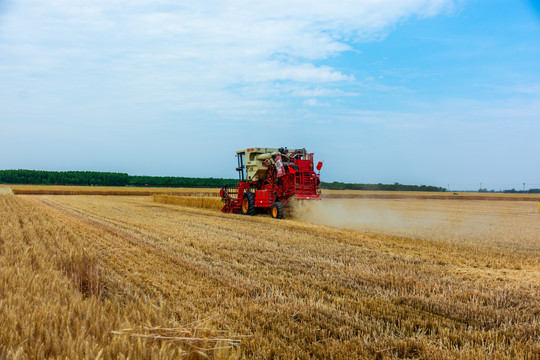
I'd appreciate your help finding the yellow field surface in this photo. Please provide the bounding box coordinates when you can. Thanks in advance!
[0,185,13,195]
[8,184,540,201]
[0,194,240,359]
[9,185,220,196]
[1,193,539,359]
[153,194,223,210]
[322,189,540,201]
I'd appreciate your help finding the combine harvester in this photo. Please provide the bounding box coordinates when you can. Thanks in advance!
[220,147,323,219]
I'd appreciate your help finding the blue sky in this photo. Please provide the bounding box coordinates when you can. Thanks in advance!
[1,0,539,190]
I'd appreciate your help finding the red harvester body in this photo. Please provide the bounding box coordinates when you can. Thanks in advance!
[220,147,322,219]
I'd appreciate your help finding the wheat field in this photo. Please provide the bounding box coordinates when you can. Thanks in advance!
[9,185,220,196]
[0,193,241,359]
[1,190,538,359]
[153,194,223,210]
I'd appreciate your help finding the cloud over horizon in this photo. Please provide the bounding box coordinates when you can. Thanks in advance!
[2,0,455,104]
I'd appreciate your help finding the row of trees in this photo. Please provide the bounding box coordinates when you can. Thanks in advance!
[1,170,450,192]
[128,175,234,188]
[0,170,235,188]
[0,170,130,186]
[502,188,540,194]
[321,181,447,192]
[478,188,540,194]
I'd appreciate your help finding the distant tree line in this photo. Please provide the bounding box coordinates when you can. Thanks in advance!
[0,170,130,186]
[478,187,540,194]
[320,181,446,192]
[0,170,235,188]
[127,175,234,188]
[502,188,540,194]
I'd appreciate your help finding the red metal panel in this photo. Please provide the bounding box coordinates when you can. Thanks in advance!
[255,190,274,208]
[296,159,311,170]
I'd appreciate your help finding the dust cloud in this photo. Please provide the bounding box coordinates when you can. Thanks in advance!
[291,198,441,234]
[290,198,540,250]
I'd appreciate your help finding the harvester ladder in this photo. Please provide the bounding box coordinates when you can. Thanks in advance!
[295,171,315,196]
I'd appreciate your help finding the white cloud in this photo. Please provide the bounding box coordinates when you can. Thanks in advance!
[291,87,359,97]
[1,0,455,89]
[506,83,540,95]
[0,0,457,136]
[303,99,318,106]
[342,96,540,132]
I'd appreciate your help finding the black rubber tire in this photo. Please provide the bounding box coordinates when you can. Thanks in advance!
[271,202,284,219]
[241,192,256,216]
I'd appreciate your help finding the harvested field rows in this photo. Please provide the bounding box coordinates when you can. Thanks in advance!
[153,194,223,210]
[11,185,540,201]
[1,194,537,359]
[0,194,240,359]
[9,185,220,196]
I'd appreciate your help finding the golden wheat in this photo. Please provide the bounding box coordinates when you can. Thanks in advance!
[9,185,220,196]
[0,195,240,359]
[0,186,13,195]
[153,194,223,210]
[10,193,537,359]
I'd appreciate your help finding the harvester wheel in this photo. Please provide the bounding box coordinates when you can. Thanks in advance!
[241,192,256,216]
[271,202,284,219]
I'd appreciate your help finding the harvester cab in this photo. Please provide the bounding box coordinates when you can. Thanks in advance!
[220,147,322,219]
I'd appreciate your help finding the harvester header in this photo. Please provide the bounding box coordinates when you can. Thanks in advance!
[220,147,322,219]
